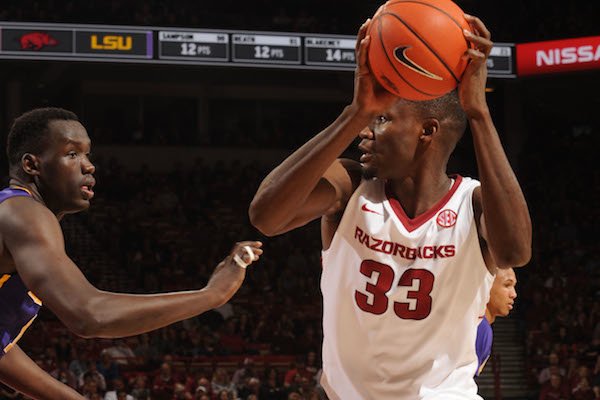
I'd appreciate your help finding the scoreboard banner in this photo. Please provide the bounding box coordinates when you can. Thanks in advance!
[74,29,152,58]
[0,22,514,77]
[487,44,514,76]
[159,31,228,61]
[517,36,600,76]
[2,28,73,53]
[232,34,301,64]
[1,23,152,59]
[305,36,356,67]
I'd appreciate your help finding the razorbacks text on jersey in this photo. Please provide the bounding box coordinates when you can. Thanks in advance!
[320,176,494,400]
[0,187,42,359]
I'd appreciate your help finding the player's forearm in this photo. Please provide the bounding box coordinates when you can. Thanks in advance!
[250,105,370,234]
[469,110,532,267]
[78,288,222,338]
[0,346,84,400]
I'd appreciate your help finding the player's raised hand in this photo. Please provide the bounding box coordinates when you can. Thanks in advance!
[205,241,263,305]
[352,19,397,118]
[459,14,493,118]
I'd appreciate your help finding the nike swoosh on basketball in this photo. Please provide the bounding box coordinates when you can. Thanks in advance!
[393,46,443,81]
[361,204,382,215]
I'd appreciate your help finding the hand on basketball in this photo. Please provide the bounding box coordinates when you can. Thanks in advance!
[459,14,493,118]
[351,19,397,118]
[205,241,263,305]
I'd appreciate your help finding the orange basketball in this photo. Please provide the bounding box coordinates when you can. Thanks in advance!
[367,0,472,101]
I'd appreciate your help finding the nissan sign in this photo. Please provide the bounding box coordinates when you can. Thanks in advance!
[517,36,600,76]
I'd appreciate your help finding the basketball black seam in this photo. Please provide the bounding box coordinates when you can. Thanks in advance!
[383,0,472,82]
[383,11,460,84]
[385,0,471,37]
[375,15,437,97]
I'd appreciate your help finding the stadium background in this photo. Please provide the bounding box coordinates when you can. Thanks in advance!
[0,1,598,399]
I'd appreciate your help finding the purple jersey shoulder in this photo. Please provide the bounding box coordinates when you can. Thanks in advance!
[475,317,493,376]
[0,187,41,359]
[0,187,31,203]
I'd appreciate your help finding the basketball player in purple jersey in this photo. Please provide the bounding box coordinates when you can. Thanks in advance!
[475,267,518,376]
[250,15,531,399]
[0,108,263,399]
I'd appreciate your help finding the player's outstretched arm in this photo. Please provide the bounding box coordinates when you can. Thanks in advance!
[249,19,396,236]
[460,14,531,268]
[0,345,84,400]
[2,198,262,338]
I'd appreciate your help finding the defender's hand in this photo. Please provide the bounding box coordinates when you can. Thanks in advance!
[459,14,493,119]
[351,19,397,118]
[206,241,263,305]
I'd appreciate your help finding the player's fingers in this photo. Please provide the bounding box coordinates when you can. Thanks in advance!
[231,241,262,265]
[357,35,371,74]
[355,18,371,54]
[236,240,263,249]
[246,247,263,260]
[464,14,491,40]
[463,29,493,54]
[462,48,486,64]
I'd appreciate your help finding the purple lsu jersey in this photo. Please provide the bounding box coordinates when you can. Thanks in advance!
[0,187,42,358]
[475,317,493,376]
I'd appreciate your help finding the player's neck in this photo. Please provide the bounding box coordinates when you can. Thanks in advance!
[485,308,495,324]
[387,171,452,219]
[8,178,45,206]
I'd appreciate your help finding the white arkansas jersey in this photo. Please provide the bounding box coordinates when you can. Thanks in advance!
[320,175,494,400]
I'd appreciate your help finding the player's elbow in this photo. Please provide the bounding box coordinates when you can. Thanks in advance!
[248,201,280,237]
[65,298,107,338]
[67,310,103,339]
[495,245,531,268]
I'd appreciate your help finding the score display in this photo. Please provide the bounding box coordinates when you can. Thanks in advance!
[486,44,515,76]
[0,22,515,77]
[232,34,301,64]
[159,31,228,61]
[305,36,356,68]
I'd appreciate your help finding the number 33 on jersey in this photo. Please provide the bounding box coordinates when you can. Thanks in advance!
[320,176,494,399]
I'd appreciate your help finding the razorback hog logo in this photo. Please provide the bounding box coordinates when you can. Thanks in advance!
[436,209,457,228]
[20,32,58,51]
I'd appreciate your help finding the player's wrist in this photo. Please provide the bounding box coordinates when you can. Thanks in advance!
[345,103,376,123]
[465,104,491,122]
[200,285,228,308]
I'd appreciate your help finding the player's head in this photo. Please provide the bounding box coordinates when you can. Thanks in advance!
[360,89,467,180]
[487,267,517,322]
[7,107,96,214]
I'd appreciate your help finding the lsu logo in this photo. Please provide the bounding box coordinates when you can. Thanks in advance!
[20,32,58,51]
[436,209,457,228]
[91,35,132,51]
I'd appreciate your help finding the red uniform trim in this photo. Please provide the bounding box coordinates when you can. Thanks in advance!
[385,175,463,232]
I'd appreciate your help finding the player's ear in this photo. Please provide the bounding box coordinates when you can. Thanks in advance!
[22,153,42,176]
[419,119,439,141]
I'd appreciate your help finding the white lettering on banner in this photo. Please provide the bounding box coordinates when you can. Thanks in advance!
[536,45,600,66]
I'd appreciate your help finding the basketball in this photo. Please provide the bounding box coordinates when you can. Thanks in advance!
[367,0,473,101]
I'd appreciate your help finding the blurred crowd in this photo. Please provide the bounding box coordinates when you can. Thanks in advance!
[0,0,597,42]
[517,115,599,399]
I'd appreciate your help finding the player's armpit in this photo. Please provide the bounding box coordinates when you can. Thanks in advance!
[324,158,363,206]
[0,345,84,400]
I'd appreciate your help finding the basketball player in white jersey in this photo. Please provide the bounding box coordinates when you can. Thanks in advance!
[249,15,531,400]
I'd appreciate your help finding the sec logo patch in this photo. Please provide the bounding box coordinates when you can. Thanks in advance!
[436,209,457,228]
